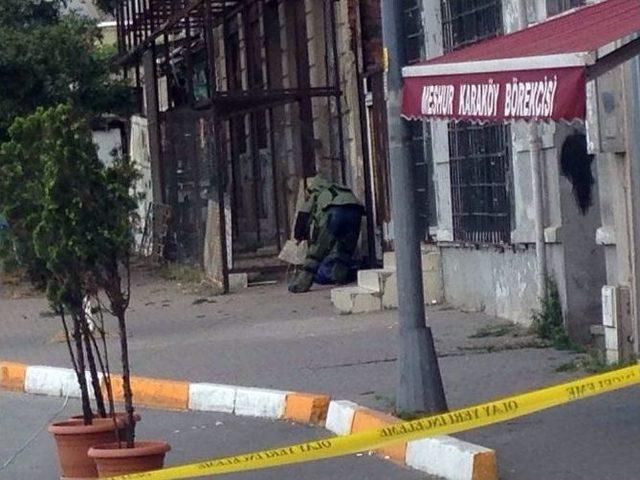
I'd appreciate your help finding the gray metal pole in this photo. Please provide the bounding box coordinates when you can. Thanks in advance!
[381,0,447,414]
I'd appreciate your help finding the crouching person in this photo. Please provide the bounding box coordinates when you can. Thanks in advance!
[288,175,364,293]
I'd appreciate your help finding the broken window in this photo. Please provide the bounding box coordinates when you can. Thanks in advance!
[442,0,512,244]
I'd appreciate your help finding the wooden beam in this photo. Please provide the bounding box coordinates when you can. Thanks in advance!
[587,37,640,81]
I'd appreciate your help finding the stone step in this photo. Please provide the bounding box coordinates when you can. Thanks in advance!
[382,251,396,270]
[360,269,443,310]
[357,269,395,293]
[333,247,445,315]
[382,248,441,272]
[331,286,382,314]
[229,273,249,292]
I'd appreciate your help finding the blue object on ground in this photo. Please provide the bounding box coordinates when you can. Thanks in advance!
[314,257,359,285]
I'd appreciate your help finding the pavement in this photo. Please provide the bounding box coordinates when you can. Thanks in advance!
[0,390,425,479]
[2,265,640,479]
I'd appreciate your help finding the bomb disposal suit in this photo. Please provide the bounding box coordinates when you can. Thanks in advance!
[288,175,364,293]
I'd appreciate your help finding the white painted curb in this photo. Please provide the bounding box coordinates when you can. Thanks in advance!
[189,383,236,414]
[234,386,287,419]
[325,400,359,436]
[10,362,498,480]
[24,366,99,399]
[326,398,497,480]
[406,435,495,480]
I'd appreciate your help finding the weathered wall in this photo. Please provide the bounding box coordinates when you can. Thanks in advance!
[421,0,609,333]
[424,0,541,324]
[623,57,640,356]
[588,53,637,353]
[92,128,121,166]
[441,246,538,324]
[422,0,453,242]
[129,115,153,252]
[273,0,365,224]
[554,126,607,342]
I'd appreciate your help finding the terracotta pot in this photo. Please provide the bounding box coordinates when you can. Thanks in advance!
[48,417,127,479]
[88,440,171,477]
[70,412,142,424]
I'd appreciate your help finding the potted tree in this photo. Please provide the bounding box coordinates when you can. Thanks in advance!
[86,137,171,476]
[0,105,130,479]
[0,105,161,478]
[32,104,169,476]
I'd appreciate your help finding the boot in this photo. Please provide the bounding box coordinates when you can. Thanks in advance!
[288,270,315,293]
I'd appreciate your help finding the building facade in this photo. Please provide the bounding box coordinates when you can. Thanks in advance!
[116,0,384,287]
[396,0,638,351]
[116,0,640,354]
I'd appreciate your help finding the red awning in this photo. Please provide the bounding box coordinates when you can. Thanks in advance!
[401,0,640,123]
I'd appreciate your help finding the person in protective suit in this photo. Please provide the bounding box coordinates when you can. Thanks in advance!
[288,174,364,293]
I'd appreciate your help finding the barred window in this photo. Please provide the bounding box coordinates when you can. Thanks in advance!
[441,0,512,243]
[402,0,436,237]
[449,124,511,243]
[441,0,503,52]
[547,0,585,16]
[402,0,425,64]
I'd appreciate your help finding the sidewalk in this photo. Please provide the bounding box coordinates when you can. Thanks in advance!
[2,267,639,479]
[0,390,427,479]
[0,266,576,406]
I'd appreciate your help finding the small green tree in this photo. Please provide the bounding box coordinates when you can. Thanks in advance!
[531,277,572,350]
[0,110,50,284]
[92,153,140,447]
[35,105,117,423]
[0,0,134,140]
[33,105,140,444]
[0,105,139,436]
[0,0,135,277]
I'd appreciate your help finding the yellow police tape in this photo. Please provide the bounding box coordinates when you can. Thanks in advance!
[108,364,640,480]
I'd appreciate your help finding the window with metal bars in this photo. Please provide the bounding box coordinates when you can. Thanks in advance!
[547,0,585,16]
[401,0,436,237]
[402,0,425,64]
[441,0,512,244]
[449,124,511,243]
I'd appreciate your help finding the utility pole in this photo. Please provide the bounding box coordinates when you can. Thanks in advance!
[380,1,447,414]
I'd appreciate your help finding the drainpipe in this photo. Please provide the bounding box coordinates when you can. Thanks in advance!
[518,0,548,302]
[530,127,547,301]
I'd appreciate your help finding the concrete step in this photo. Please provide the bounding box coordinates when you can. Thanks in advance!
[333,247,444,315]
[382,251,396,270]
[375,271,444,309]
[357,269,395,293]
[229,273,249,292]
[331,286,382,314]
[382,247,441,272]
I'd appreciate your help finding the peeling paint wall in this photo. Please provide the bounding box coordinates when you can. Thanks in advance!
[440,246,538,324]
[421,0,610,332]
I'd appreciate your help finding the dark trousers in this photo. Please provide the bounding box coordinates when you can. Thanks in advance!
[304,205,362,284]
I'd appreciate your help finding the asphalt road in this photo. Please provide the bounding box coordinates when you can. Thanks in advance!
[2,271,640,479]
[0,390,427,480]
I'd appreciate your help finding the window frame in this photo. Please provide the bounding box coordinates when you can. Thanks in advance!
[441,0,513,244]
